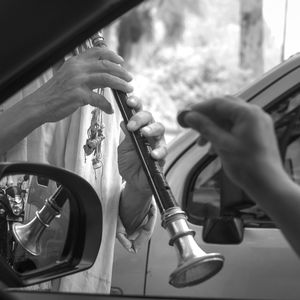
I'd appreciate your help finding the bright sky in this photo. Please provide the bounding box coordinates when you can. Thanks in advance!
[284,0,300,58]
[264,0,300,60]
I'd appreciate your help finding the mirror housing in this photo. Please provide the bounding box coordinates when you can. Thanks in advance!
[202,216,244,244]
[0,162,102,287]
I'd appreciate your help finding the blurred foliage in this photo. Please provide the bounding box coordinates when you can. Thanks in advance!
[108,0,273,141]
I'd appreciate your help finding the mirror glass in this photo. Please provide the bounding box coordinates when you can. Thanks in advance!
[0,173,70,274]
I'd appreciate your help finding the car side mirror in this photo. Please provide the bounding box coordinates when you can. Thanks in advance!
[0,162,102,287]
[202,216,244,244]
[201,172,244,244]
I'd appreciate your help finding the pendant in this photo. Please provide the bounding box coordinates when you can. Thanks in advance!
[83,107,105,175]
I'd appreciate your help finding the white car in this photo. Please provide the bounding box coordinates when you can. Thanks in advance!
[112,53,300,299]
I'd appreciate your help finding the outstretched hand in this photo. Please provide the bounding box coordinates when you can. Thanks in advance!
[177,96,284,192]
[178,96,300,259]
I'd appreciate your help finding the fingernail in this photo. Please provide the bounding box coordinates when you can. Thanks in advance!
[197,136,208,146]
[142,126,151,134]
[177,110,191,128]
[132,244,139,253]
[151,149,159,158]
[127,72,134,81]
[127,97,136,106]
[103,103,114,114]
[118,55,124,62]
[107,105,114,114]
[127,85,134,93]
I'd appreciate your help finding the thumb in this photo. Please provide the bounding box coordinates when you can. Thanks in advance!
[116,216,134,253]
[184,111,232,148]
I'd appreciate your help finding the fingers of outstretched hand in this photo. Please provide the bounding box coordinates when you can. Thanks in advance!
[181,110,232,149]
[196,133,209,146]
[177,96,247,128]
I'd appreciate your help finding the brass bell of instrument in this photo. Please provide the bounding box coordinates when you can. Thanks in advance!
[12,198,61,256]
[162,207,224,288]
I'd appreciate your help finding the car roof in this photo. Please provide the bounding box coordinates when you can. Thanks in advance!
[0,0,143,104]
[238,52,300,101]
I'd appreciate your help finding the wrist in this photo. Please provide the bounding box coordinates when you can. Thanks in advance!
[240,159,291,202]
[0,93,46,155]
[27,82,53,124]
[22,92,46,128]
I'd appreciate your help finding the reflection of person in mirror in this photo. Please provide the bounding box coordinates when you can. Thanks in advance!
[178,95,300,258]
[0,34,166,293]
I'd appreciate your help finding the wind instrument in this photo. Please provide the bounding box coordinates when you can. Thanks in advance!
[91,32,224,288]
[12,186,67,256]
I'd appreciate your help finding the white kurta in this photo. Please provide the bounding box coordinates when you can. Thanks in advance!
[1,70,123,293]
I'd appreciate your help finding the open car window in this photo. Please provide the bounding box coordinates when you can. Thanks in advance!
[185,86,300,228]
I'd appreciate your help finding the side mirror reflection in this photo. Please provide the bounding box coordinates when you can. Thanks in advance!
[0,162,102,287]
[0,174,70,274]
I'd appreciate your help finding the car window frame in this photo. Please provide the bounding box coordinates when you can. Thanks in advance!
[0,0,144,104]
[182,72,300,229]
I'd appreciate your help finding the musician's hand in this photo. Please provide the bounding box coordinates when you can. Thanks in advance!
[118,96,167,195]
[32,47,133,123]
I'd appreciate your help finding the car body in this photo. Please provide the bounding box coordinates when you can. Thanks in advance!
[112,53,300,299]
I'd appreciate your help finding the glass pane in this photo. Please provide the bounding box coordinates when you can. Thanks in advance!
[0,174,70,274]
[187,158,221,223]
[285,139,300,184]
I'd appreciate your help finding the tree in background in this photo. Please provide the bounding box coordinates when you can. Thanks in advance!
[107,0,265,142]
[117,4,153,62]
[115,0,203,67]
[239,0,264,76]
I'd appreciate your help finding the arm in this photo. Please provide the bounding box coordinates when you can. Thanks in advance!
[0,93,44,155]
[0,47,133,156]
[178,96,300,257]
[237,154,300,256]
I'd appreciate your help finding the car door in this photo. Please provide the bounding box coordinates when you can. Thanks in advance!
[144,54,300,299]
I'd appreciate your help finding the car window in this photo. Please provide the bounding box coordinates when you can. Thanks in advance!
[185,157,221,224]
[185,86,300,228]
[271,89,300,182]
[285,139,300,183]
